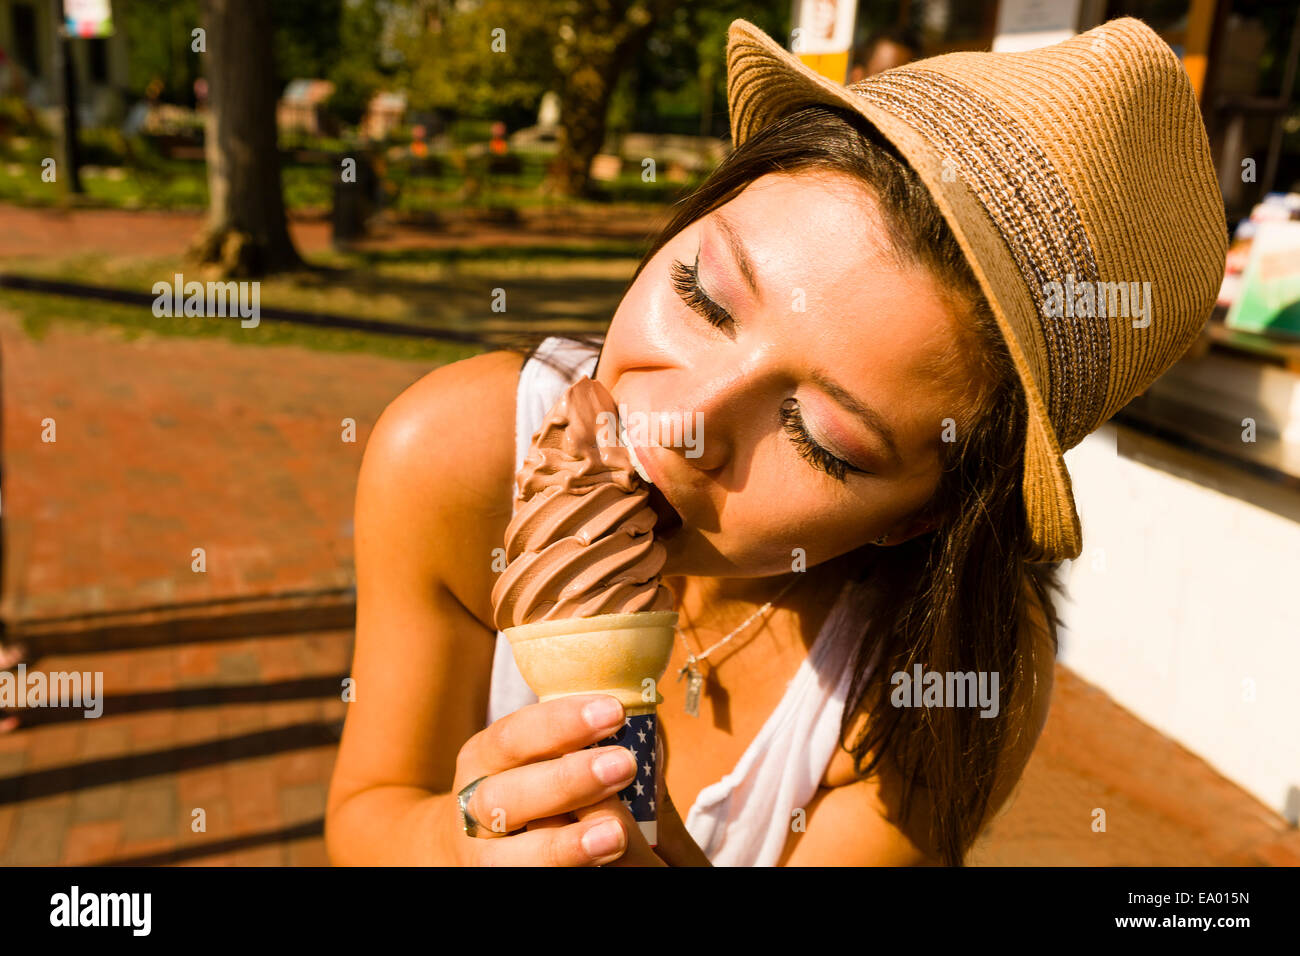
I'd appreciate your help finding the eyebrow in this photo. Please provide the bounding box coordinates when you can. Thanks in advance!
[713,212,762,304]
[810,370,902,466]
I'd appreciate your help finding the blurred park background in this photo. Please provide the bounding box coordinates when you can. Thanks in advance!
[0,0,1297,867]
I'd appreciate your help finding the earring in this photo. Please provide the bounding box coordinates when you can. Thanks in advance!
[873,533,889,546]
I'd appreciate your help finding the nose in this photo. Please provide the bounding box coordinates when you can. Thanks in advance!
[650,361,760,476]
[646,403,726,474]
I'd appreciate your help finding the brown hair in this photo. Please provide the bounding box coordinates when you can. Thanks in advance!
[504,103,1064,865]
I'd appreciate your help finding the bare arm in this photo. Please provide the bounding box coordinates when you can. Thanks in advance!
[325,350,520,865]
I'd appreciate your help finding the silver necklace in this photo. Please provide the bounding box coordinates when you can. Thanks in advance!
[674,574,801,717]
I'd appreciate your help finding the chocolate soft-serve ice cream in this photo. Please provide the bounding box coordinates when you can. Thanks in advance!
[491,375,679,847]
[491,375,675,629]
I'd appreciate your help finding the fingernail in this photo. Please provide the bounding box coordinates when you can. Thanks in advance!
[583,697,623,730]
[593,749,636,785]
[582,820,625,858]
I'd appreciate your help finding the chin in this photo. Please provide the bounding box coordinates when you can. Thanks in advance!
[659,528,715,578]
[658,530,745,579]
[658,529,689,576]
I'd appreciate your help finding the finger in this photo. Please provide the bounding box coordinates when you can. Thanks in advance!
[572,796,666,867]
[458,694,628,784]
[478,813,631,867]
[526,814,572,832]
[464,744,638,837]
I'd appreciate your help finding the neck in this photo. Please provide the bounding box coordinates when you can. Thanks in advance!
[666,571,799,608]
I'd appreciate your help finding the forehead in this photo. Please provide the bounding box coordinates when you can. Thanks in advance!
[712,171,983,433]
[721,170,895,270]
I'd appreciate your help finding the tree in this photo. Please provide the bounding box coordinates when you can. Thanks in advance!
[544,0,686,197]
[394,0,689,198]
[190,0,301,276]
[123,0,202,105]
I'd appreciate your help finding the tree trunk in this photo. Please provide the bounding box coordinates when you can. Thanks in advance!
[191,0,301,276]
[548,62,619,198]
[546,0,683,198]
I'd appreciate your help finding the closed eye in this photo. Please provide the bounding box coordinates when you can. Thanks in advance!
[669,250,733,331]
[780,400,870,483]
[669,248,866,483]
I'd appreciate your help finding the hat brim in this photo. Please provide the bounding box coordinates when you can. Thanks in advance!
[725,19,1082,563]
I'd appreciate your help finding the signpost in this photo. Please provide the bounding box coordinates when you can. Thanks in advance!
[48,0,112,194]
[64,0,114,38]
[790,0,858,84]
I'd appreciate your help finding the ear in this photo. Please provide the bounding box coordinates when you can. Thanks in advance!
[875,504,943,548]
[894,512,940,543]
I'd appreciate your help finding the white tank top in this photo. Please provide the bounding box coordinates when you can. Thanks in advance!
[484,336,878,866]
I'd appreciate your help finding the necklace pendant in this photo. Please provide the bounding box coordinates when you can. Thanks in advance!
[684,666,704,717]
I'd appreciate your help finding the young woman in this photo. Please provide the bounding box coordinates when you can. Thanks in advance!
[325,18,1227,866]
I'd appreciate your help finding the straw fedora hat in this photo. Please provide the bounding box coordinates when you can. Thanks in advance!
[725,17,1228,562]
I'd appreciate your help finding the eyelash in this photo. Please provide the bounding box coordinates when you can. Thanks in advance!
[668,251,865,484]
[780,401,867,482]
[669,254,733,330]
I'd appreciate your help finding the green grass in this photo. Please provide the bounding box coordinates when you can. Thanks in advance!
[0,287,486,364]
[0,241,641,331]
[0,235,643,357]
[0,157,345,212]
[0,146,692,215]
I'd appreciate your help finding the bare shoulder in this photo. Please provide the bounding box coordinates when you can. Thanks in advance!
[355,348,526,628]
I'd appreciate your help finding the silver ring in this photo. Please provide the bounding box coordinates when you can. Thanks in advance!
[457,774,491,838]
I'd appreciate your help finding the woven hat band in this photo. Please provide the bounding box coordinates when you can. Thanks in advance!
[850,68,1109,451]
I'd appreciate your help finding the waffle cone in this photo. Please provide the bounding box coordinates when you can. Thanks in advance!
[503,610,678,714]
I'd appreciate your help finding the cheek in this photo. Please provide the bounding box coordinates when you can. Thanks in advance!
[606,247,697,357]
[718,461,878,567]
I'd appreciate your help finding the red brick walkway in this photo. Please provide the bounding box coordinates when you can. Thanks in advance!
[1,314,435,623]
[974,665,1300,865]
[0,630,350,865]
[0,311,433,864]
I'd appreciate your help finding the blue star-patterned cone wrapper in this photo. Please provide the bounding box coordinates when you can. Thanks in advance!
[592,709,660,844]
[503,610,678,847]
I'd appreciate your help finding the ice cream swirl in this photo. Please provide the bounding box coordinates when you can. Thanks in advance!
[491,376,675,629]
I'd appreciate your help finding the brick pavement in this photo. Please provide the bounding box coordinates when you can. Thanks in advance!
[973,664,1300,865]
[0,311,437,623]
[0,628,349,865]
[0,310,430,864]
[2,632,1293,867]
[0,308,1295,866]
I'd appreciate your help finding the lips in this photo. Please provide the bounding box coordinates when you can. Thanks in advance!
[616,416,653,484]
[613,397,685,538]
[646,481,683,539]
[632,443,685,539]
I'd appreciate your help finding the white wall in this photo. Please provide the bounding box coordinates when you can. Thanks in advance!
[1055,423,1300,823]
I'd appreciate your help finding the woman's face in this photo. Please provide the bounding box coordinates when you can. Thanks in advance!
[595,170,984,579]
